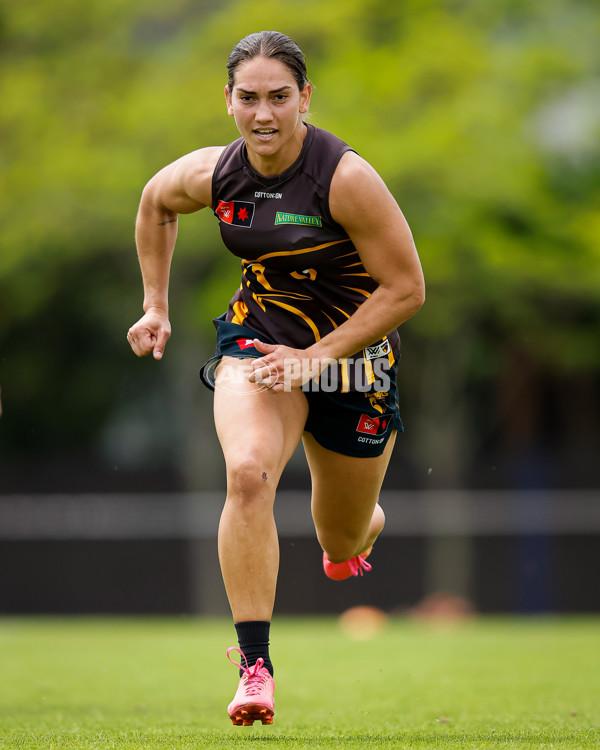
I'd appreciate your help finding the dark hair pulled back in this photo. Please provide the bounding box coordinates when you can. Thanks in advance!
[226,31,309,93]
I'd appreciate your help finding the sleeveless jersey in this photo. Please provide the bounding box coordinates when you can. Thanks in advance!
[211,123,400,384]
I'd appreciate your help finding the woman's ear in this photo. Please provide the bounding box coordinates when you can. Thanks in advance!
[299,82,312,114]
[225,85,234,117]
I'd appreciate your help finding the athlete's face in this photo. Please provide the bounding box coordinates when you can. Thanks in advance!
[225,56,311,174]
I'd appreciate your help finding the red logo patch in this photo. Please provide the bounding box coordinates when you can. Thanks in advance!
[216,201,234,224]
[236,338,255,350]
[356,414,388,435]
[215,200,254,227]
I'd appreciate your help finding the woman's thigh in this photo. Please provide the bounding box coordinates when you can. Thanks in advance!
[303,431,397,537]
[214,356,309,487]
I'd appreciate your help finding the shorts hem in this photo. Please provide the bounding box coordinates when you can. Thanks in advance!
[304,425,402,458]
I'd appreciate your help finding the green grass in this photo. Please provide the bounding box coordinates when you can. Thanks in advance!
[0,616,598,749]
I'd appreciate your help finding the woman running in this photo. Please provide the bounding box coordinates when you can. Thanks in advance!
[127,30,425,726]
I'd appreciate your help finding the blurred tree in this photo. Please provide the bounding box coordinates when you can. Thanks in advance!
[0,0,599,491]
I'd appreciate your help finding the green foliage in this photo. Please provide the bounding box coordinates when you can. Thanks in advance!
[1,0,599,477]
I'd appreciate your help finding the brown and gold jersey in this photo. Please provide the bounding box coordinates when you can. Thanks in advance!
[212,123,400,366]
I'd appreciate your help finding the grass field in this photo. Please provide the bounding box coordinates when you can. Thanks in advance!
[0,616,598,749]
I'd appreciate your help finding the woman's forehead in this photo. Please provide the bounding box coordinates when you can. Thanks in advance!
[232,56,297,90]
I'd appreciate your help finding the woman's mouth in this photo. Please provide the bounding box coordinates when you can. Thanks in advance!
[254,129,278,140]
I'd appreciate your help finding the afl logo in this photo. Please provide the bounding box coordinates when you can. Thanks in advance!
[365,340,391,360]
[356,413,388,435]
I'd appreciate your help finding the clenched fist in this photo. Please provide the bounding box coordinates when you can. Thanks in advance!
[127,308,171,360]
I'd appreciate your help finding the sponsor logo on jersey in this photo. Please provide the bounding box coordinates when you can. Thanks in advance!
[255,191,283,199]
[364,340,391,360]
[216,200,255,227]
[356,413,388,435]
[274,212,322,227]
[236,338,255,350]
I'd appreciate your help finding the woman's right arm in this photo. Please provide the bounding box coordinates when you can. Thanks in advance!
[127,146,224,360]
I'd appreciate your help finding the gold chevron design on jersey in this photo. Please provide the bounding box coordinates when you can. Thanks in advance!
[251,292,266,312]
[341,272,371,277]
[363,358,376,385]
[321,311,339,329]
[258,291,313,300]
[231,300,249,325]
[264,299,321,341]
[244,262,313,302]
[333,306,351,319]
[340,358,350,393]
[251,238,350,264]
[341,286,372,297]
[290,268,317,281]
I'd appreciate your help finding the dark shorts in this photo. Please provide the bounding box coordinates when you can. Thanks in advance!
[200,314,404,458]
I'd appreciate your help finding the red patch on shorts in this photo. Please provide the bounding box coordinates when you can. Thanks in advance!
[356,414,387,435]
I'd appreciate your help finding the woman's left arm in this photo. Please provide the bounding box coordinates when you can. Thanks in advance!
[308,150,425,362]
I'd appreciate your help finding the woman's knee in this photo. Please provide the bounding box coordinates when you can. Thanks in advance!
[225,456,279,507]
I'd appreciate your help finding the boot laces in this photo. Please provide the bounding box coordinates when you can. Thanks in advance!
[227,646,268,694]
[348,555,372,577]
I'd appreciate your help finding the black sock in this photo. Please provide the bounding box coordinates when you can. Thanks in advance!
[234,620,273,677]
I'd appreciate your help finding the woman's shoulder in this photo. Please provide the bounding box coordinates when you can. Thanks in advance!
[155,146,228,209]
[329,150,397,231]
[181,144,230,174]
[302,124,356,189]
[307,123,355,156]
[211,137,246,182]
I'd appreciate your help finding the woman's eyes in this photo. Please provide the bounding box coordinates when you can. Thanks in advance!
[238,95,288,103]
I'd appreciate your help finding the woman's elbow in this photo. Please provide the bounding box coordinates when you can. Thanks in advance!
[413,282,426,312]
[404,276,425,318]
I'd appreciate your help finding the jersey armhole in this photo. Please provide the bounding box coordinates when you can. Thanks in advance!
[211,139,245,211]
[211,148,229,211]
[324,146,357,228]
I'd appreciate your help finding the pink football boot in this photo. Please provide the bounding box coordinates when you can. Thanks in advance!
[323,547,373,581]
[226,647,275,726]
